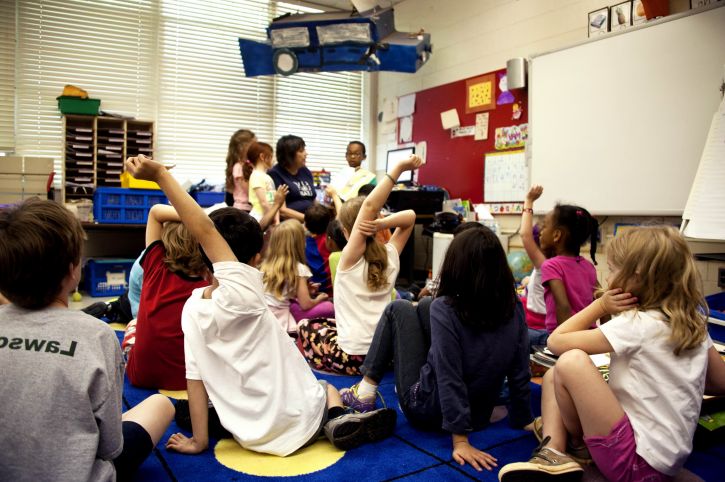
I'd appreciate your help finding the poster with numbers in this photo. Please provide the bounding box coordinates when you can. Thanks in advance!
[483,150,528,202]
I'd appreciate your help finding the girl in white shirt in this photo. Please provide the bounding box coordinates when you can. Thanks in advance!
[247,141,279,226]
[499,226,716,482]
[260,219,332,334]
[297,155,421,375]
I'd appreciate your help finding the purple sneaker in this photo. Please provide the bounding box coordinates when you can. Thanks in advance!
[340,383,376,413]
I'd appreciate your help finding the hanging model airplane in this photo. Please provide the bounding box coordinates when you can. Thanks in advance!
[238,1,432,77]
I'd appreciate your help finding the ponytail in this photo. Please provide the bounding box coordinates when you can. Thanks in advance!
[553,204,598,265]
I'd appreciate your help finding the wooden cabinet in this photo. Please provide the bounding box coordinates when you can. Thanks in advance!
[62,115,154,202]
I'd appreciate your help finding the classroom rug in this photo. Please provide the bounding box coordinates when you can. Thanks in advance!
[112,327,725,482]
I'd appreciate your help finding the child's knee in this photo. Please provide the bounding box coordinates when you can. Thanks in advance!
[555,349,590,378]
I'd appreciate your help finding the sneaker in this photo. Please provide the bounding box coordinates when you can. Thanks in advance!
[499,436,583,482]
[340,383,376,413]
[324,408,397,451]
[532,417,592,465]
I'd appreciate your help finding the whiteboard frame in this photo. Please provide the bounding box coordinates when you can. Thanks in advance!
[527,4,725,216]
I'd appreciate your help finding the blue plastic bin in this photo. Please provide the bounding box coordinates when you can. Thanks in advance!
[706,292,725,342]
[85,258,134,297]
[192,191,225,207]
[93,187,167,224]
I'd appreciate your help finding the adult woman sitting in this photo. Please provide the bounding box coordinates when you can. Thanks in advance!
[268,135,316,222]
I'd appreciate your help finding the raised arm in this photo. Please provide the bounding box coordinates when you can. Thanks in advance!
[520,185,546,268]
[145,204,181,247]
[339,155,422,270]
[374,210,416,255]
[125,155,235,264]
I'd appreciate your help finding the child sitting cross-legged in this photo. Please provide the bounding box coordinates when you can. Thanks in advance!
[260,219,334,334]
[341,225,534,472]
[124,154,397,456]
[498,226,721,482]
[0,199,174,481]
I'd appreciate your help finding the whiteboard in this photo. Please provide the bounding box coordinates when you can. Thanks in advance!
[529,5,725,215]
[484,150,527,202]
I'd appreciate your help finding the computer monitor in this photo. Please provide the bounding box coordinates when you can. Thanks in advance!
[385,147,415,185]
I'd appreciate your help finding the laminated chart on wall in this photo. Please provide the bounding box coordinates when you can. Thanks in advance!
[483,150,527,203]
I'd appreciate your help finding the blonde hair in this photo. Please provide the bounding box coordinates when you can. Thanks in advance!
[161,222,207,277]
[606,225,707,355]
[260,220,307,300]
[339,196,389,291]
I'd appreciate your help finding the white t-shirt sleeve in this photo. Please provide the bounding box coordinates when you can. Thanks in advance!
[184,333,202,380]
[600,311,643,356]
[297,262,313,279]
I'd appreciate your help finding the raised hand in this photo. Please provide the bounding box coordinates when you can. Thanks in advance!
[125,154,166,182]
[399,154,423,172]
[527,184,543,202]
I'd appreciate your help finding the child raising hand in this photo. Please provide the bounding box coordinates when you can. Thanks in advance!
[499,226,715,481]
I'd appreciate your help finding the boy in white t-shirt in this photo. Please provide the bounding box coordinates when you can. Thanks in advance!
[125,155,396,456]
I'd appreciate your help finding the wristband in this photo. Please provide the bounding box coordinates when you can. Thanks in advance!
[523,208,533,214]
[385,173,397,184]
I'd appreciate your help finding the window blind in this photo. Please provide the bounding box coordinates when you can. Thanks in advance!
[0,0,16,152]
[15,0,157,176]
[13,0,365,187]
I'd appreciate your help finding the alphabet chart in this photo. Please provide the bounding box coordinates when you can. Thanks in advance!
[483,150,528,202]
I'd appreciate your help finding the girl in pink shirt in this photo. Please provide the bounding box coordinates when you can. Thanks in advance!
[532,193,599,333]
[224,129,254,212]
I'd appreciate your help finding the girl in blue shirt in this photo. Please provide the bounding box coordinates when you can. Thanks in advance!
[341,225,534,472]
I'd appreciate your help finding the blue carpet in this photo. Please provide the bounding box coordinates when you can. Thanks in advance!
[114,329,723,481]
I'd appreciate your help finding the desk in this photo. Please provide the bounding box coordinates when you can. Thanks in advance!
[385,189,445,286]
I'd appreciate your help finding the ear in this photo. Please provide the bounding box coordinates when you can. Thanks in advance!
[251,252,262,267]
[552,228,562,244]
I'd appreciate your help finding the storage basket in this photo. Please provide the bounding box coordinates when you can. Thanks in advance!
[93,187,166,224]
[57,96,101,115]
[85,258,134,297]
[120,171,161,190]
[191,191,225,207]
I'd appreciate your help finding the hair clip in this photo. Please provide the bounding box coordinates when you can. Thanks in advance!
[575,209,583,216]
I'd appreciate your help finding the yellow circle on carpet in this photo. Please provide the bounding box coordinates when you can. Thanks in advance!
[214,438,345,476]
[109,322,126,331]
[159,389,188,400]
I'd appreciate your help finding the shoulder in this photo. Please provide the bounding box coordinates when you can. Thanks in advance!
[232,162,242,175]
[297,262,312,277]
[140,240,164,265]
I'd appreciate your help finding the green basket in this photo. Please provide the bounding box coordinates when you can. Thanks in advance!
[57,96,100,115]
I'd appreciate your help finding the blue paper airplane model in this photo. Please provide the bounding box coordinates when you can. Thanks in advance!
[238,2,432,76]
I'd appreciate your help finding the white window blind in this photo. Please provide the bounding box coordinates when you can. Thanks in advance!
[12,0,365,187]
[0,0,16,152]
[15,0,158,177]
[155,0,275,184]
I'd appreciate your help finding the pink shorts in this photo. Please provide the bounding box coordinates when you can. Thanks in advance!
[584,414,671,482]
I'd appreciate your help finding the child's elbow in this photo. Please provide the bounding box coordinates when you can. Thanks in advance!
[546,334,565,355]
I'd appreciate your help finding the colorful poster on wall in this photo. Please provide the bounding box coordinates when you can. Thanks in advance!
[494,124,528,150]
[465,74,496,113]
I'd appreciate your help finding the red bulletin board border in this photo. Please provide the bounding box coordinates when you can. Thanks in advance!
[412,68,528,203]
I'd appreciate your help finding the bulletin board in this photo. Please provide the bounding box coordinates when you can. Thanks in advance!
[484,150,527,202]
[411,68,528,203]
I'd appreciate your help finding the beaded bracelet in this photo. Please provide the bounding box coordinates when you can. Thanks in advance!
[523,208,534,214]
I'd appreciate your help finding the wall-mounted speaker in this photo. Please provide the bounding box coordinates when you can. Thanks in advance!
[506,57,527,90]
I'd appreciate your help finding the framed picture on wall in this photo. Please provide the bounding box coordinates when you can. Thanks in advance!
[588,7,610,37]
[465,74,496,114]
[632,0,647,25]
[610,1,633,31]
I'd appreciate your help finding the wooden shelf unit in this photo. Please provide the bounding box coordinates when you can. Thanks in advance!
[62,115,154,202]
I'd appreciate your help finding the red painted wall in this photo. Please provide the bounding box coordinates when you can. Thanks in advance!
[413,68,528,203]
